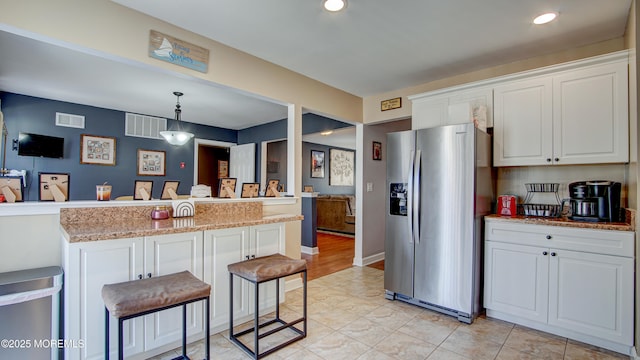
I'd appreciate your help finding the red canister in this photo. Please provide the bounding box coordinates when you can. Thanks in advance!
[497,195,517,217]
[151,206,170,220]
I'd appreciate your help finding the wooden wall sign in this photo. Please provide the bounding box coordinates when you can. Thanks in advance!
[381,97,402,111]
[149,30,209,73]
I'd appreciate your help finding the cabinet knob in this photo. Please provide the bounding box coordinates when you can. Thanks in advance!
[546,158,552,162]
[138,274,143,280]
[546,235,552,240]
[543,251,548,255]
[551,252,557,256]
[554,158,559,162]
[245,255,250,260]
[147,273,152,278]
[251,255,256,259]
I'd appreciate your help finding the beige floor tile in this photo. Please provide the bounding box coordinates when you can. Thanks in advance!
[427,347,474,360]
[364,303,415,330]
[564,339,630,360]
[373,331,437,360]
[455,315,514,344]
[338,317,393,347]
[503,325,567,359]
[496,345,557,360]
[397,312,458,346]
[305,332,370,360]
[357,348,400,360]
[439,329,503,360]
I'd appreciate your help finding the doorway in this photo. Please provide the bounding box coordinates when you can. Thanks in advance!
[197,145,229,197]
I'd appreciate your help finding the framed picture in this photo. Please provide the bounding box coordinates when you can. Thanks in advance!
[330,148,355,186]
[137,149,166,176]
[134,180,153,200]
[303,185,314,192]
[218,160,229,178]
[38,172,70,202]
[373,141,382,161]
[161,180,180,200]
[218,178,237,198]
[241,183,260,198]
[0,176,23,202]
[265,179,280,197]
[311,150,325,178]
[80,134,116,166]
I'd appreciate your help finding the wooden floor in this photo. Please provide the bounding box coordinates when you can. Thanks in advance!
[302,231,384,281]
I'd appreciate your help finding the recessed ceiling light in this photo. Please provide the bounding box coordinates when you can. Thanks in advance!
[320,130,334,136]
[533,12,557,25]
[324,0,346,12]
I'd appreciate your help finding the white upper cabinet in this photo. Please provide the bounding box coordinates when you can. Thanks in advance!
[410,86,493,130]
[552,61,629,165]
[493,54,628,166]
[493,76,553,166]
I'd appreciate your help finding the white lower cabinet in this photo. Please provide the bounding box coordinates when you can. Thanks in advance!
[204,223,285,332]
[64,224,286,359]
[484,220,634,355]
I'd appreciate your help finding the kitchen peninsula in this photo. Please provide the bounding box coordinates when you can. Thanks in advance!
[59,199,303,360]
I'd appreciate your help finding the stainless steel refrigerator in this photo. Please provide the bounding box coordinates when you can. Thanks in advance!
[384,122,493,323]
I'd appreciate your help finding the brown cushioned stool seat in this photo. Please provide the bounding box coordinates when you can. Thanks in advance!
[102,271,211,360]
[228,254,307,359]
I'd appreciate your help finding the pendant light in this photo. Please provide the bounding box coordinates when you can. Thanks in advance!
[160,91,194,146]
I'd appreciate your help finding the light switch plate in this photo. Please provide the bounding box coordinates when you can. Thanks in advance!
[366,182,373,192]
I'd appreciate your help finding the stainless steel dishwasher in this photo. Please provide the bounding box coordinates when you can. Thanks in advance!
[0,266,63,360]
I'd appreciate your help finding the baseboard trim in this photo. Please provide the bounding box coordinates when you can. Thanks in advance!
[362,252,384,266]
[301,246,319,255]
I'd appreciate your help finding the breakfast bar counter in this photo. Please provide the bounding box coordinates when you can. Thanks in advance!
[60,200,303,243]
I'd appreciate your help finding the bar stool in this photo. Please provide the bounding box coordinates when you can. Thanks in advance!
[227,254,307,359]
[102,271,211,360]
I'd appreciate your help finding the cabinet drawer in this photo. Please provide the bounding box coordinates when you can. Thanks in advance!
[485,220,634,257]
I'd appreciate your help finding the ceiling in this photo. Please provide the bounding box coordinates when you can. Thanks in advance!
[0,0,633,145]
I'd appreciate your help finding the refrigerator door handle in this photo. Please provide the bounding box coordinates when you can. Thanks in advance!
[413,150,421,244]
[406,150,415,243]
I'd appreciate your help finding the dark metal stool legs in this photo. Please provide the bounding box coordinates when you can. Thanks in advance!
[105,297,211,359]
[228,270,307,359]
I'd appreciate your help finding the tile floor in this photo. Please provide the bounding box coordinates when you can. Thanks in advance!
[153,266,628,360]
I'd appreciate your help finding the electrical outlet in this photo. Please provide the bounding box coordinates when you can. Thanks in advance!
[366,182,373,192]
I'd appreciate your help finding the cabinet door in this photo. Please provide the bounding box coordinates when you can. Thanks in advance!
[484,241,548,323]
[203,227,251,330]
[411,96,448,130]
[65,238,144,360]
[553,61,629,164]
[448,86,493,128]
[250,223,286,310]
[493,77,553,166]
[143,232,204,351]
[548,249,633,345]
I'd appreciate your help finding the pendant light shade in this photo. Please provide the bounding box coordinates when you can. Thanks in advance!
[160,91,194,146]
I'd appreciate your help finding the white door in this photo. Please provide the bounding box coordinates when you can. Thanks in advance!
[143,232,204,351]
[548,249,634,344]
[68,238,144,360]
[484,241,549,323]
[230,143,256,197]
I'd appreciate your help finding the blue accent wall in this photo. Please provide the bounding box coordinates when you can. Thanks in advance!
[237,113,353,182]
[1,92,237,201]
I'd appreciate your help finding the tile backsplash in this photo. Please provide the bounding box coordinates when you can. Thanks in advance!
[497,164,629,206]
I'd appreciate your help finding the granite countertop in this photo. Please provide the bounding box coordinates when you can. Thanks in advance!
[485,208,635,232]
[61,213,303,243]
[60,201,303,243]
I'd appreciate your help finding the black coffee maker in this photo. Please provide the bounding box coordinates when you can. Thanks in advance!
[567,181,623,222]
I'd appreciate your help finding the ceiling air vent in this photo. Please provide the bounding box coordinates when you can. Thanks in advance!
[56,112,85,129]
[125,113,167,139]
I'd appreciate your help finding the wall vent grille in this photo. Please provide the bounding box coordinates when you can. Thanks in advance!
[56,112,85,129]
[125,113,167,139]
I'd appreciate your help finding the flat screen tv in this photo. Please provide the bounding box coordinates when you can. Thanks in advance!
[18,132,64,159]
